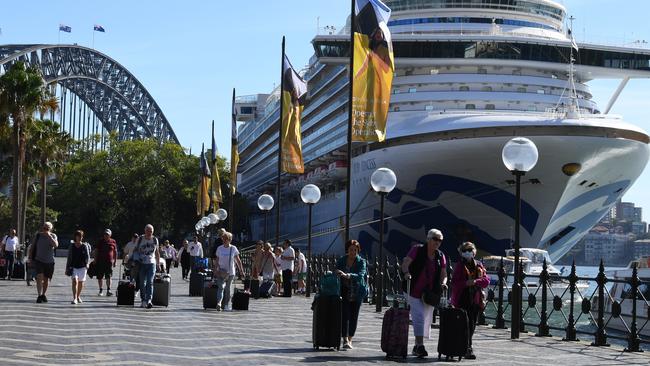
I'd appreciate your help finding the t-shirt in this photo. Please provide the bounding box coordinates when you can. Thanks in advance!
[34,232,58,264]
[96,238,117,263]
[259,252,276,277]
[135,236,159,265]
[215,245,240,276]
[2,235,19,252]
[407,245,447,298]
[297,252,307,273]
[281,246,295,271]
[188,241,203,257]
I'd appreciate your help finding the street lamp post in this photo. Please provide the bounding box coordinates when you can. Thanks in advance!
[502,137,539,339]
[207,213,219,248]
[370,167,397,313]
[301,184,321,298]
[258,194,274,242]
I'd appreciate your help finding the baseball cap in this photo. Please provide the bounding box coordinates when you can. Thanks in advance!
[104,229,112,236]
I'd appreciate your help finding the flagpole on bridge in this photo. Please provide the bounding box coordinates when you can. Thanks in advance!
[275,36,286,248]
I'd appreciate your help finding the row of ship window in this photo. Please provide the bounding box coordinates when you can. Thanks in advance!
[388,17,557,31]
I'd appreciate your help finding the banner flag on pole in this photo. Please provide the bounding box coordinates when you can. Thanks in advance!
[230,89,239,195]
[281,54,307,174]
[196,143,211,216]
[59,24,72,33]
[351,0,394,142]
[94,25,106,33]
[211,120,222,211]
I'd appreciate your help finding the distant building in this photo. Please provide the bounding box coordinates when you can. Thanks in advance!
[634,207,643,222]
[583,230,630,265]
[617,201,636,221]
[632,221,647,237]
[632,240,650,259]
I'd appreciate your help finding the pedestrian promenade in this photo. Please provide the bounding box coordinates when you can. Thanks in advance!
[0,264,648,366]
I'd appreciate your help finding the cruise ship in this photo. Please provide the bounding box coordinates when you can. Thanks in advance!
[234,0,650,262]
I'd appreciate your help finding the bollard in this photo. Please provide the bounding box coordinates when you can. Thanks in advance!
[625,263,642,352]
[494,257,507,329]
[563,261,578,341]
[536,259,550,337]
[592,259,609,346]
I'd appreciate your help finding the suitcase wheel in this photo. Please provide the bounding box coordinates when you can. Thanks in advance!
[438,354,441,361]
[446,355,451,362]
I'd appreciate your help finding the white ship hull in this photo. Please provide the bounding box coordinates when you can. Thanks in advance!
[252,113,649,262]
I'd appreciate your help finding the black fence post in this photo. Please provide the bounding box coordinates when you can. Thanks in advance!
[563,260,578,341]
[592,259,610,347]
[494,257,507,329]
[536,259,550,337]
[625,262,642,352]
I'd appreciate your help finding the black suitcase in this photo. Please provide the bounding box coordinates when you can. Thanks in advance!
[117,280,136,306]
[244,278,261,299]
[437,307,470,361]
[232,290,250,310]
[12,261,25,279]
[203,282,219,309]
[312,294,342,350]
[259,280,275,298]
[0,265,6,278]
[190,272,206,296]
[152,274,171,307]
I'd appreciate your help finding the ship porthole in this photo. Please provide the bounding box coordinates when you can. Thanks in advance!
[562,163,582,176]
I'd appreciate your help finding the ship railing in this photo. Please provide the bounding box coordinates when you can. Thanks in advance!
[299,253,648,351]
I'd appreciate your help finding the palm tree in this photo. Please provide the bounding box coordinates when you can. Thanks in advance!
[27,119,72,225]
[0,61,49,241]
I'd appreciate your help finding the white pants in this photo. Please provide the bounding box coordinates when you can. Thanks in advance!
[408,295,435,339]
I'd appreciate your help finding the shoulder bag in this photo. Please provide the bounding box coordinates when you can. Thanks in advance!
[215,246,233,280]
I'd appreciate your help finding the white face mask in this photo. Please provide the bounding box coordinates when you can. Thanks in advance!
[461,251,475,260]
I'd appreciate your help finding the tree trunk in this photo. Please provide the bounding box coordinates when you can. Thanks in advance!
[21,174,29,256]
[18,114,27,246]
[11,119,21,240]
[40,167,46,227]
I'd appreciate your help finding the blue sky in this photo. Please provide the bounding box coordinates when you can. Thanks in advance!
[2,0,650,216]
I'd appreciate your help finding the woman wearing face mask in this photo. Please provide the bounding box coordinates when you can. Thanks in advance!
[450,242,490,360]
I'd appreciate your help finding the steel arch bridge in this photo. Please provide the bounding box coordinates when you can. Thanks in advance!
[0,44,179,144]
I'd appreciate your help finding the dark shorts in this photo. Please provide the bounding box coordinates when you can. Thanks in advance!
[95,261,113,279]
[34,260,55,279]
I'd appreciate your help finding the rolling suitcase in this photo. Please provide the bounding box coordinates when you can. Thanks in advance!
[190,271,206,296]
[0,258,6,278]
[12,261,25,279]
[244,277,261,299]
[152,274,171,307]
[117,280,136,306]
[203,281,219,309]
[259,280,275,298]
[312,294,342,350]
[437,306,470,361]
[381,281,410,359]
[232,289,250,310]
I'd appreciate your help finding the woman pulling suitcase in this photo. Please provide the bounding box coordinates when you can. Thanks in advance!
[335,240,368,350]
[450,241,490,360]
[401,228,448,358]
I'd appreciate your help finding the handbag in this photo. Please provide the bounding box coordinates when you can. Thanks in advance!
[215,246,233,279]
[421,289,441,306]
[65,267,73,276]
[87,261,97,278]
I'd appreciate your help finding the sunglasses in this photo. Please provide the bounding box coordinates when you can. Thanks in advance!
[461,248,474,253]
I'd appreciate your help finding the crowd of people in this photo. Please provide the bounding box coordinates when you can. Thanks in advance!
[1,223,489,360]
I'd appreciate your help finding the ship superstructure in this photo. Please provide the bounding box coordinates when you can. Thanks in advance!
[235,0,650,261]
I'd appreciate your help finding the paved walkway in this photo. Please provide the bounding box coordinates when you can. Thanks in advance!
[0,263,648,365]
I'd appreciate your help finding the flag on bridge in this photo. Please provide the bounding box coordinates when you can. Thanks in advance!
[280,54,307,174]
[59,24,72,33]
[351,0,394,142]
[196,144,211,216]
[211,120,223,210]
[94,25,105,33]
[230,89,239,195]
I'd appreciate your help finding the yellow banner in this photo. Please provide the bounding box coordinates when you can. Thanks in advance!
[281,91,305,174]
[351,9,394,142]
[230,142,239,195]
[196,176,210,216]
[211,159,222,211]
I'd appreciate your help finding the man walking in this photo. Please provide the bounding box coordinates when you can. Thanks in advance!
[1,229,19,280]
[295,248,307,294]
[133,224,161,309]
[94,229,117,296]
[188,235,204,274]
[280,239,295,297]
[30,222,58,303]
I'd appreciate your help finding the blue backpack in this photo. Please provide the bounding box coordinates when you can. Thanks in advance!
[319,272,340,296]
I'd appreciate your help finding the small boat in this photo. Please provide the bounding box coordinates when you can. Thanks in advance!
[482,248,588,299]
[592,257,650,338]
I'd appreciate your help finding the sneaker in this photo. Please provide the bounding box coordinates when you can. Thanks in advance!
[342,341,351,350]
[465,348,476,360]
[347,341,353,349]
[106,290,113,297]
[412,345,419,356]
[146,302,153,309]
[215,304,222,311]
[71,299,78,305]
[76,298,83,304]
[98,289,104,296]
[415,345,428,358]
[41,295,48,303]
[36,295,43,303]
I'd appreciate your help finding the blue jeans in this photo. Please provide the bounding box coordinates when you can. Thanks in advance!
[138,263,155,303]
[215,275,234,308]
